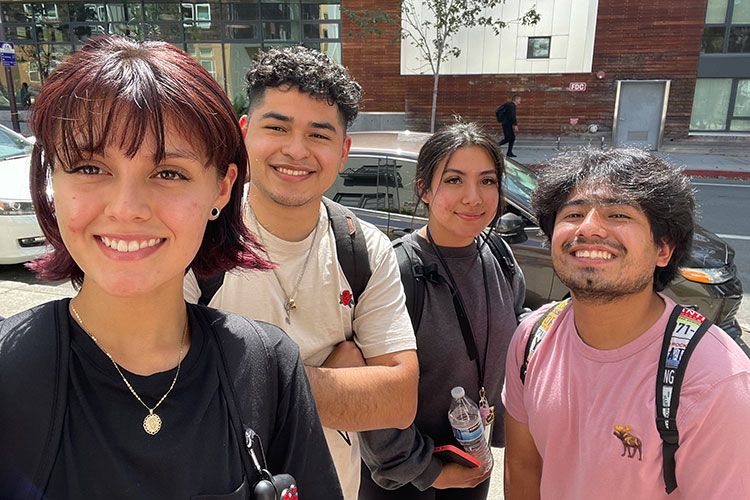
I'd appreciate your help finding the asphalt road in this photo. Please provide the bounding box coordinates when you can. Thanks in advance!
[0,177,748,500]
[692,177,750,333]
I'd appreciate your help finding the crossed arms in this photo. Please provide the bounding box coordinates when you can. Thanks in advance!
[305,345,418,431]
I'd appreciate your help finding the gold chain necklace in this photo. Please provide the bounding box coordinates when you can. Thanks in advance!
[69,302,188,435]
[250,207,320,324]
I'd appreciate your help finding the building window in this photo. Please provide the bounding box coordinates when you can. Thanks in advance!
[690,78,750,132]
[690,79,732,130]
[706,0,729,23]
[731,79,750,130]
[527,36,550,59]
[702,0,750,53]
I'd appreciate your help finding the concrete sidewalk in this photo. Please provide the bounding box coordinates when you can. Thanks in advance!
[506,139,750,179]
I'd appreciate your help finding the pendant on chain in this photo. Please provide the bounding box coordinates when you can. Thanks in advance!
[143,411,162,435]
[284,298,296,324]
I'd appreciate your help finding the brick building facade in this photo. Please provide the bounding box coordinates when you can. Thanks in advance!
[343,0,747,147]
[0,0,745,145]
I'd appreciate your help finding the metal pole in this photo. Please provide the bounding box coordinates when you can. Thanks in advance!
[5,66,19,133]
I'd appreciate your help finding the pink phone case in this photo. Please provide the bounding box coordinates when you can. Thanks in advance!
[433,444,480,468]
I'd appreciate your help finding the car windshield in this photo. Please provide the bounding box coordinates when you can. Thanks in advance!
[503,159,537,208]
[0,127,33,160]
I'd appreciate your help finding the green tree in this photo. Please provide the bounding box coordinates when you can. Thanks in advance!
[347,0,540,132]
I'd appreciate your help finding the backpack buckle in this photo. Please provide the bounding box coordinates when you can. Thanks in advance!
[413,263,441,284]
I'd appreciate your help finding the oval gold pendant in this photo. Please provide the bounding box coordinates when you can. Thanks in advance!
[143,413,162,435]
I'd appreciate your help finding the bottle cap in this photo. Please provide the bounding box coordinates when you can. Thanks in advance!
[451,386,465,399]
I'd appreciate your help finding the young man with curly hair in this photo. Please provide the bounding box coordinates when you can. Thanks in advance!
[502,148,750,499]
[184,47,418,499]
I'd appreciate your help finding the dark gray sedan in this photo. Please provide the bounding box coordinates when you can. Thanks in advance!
[325,131,744,338]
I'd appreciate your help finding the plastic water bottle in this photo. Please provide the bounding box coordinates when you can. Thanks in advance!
[448,386,493,472]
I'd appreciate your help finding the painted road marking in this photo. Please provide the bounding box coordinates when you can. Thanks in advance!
[717,234,750,241]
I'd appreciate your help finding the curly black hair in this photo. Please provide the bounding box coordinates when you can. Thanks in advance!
[532,147,696,291]
[245,46,361,129]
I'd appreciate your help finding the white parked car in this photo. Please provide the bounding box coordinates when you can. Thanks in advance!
[0,124,47,264]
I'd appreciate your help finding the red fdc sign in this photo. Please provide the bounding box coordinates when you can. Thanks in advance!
[569,82,587,92]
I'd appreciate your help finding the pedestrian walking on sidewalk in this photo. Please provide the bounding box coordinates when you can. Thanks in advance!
[496,94,521,157]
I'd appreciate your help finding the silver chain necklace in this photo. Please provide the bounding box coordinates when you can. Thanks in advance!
[250,208,320,324]
[70,302,188,435]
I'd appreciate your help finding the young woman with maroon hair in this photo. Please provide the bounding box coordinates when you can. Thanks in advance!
[0,36,342,499]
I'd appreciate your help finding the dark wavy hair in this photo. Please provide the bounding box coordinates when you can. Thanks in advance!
[416,121,505,228]
[28,35,271,287]
[532,147,695,291]
[245,46,361,129]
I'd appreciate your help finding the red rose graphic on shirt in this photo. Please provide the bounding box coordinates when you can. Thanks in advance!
[281,485,298,499]
[340,290,353,307]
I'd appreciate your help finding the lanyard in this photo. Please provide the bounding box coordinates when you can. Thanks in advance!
[425,228,493,400]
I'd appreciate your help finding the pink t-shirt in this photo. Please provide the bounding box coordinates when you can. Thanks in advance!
[502,295,750,499]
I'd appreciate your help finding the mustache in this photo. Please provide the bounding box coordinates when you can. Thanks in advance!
[563,237,626,253]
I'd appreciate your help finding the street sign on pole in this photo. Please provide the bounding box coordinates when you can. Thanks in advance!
[1,42,16,67]
[1,41,21,132]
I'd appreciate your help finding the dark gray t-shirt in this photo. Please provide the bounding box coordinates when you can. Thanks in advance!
[360,231,525,494]
[406,233,517,448]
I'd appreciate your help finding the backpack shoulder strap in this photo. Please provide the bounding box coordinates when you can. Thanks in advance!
[483,228,516,284]
[520,298,571,384]
[656,305,712,494]
[0,299,70,500]
[192,305,276,482]
[322,197,372,306]
[195,272,226,306]
[393,238,424,332]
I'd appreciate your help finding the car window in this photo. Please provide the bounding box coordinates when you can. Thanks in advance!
[0,127,33,160]
[503,159,537,208]
[328,154,424,216]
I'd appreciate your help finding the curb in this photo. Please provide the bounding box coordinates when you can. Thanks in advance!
[683,170,750,180]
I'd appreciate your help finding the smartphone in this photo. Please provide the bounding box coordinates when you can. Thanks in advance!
[433,444,480,468]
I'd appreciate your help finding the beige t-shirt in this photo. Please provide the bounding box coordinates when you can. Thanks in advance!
[184,201,416,499]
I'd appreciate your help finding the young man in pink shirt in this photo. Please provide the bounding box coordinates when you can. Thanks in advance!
[502,148,750,499]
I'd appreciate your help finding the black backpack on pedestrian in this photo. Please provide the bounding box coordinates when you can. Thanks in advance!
[495,104,507,123]
[197,197,373,308]
[519,300,713,494]
[394,228,517,332]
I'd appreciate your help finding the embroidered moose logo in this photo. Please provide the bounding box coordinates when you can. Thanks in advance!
[613,425,642,460]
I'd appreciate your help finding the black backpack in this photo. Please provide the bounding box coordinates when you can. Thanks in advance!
[519,300,713,494]
[394,228,517,332]
[197,198,372,307]
[495,104,507,123]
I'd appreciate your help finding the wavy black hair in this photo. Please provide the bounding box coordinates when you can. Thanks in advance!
[244,46,361,129]
[532,147,695,291]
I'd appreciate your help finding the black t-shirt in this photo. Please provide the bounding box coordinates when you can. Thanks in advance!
[46,312,246,500]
